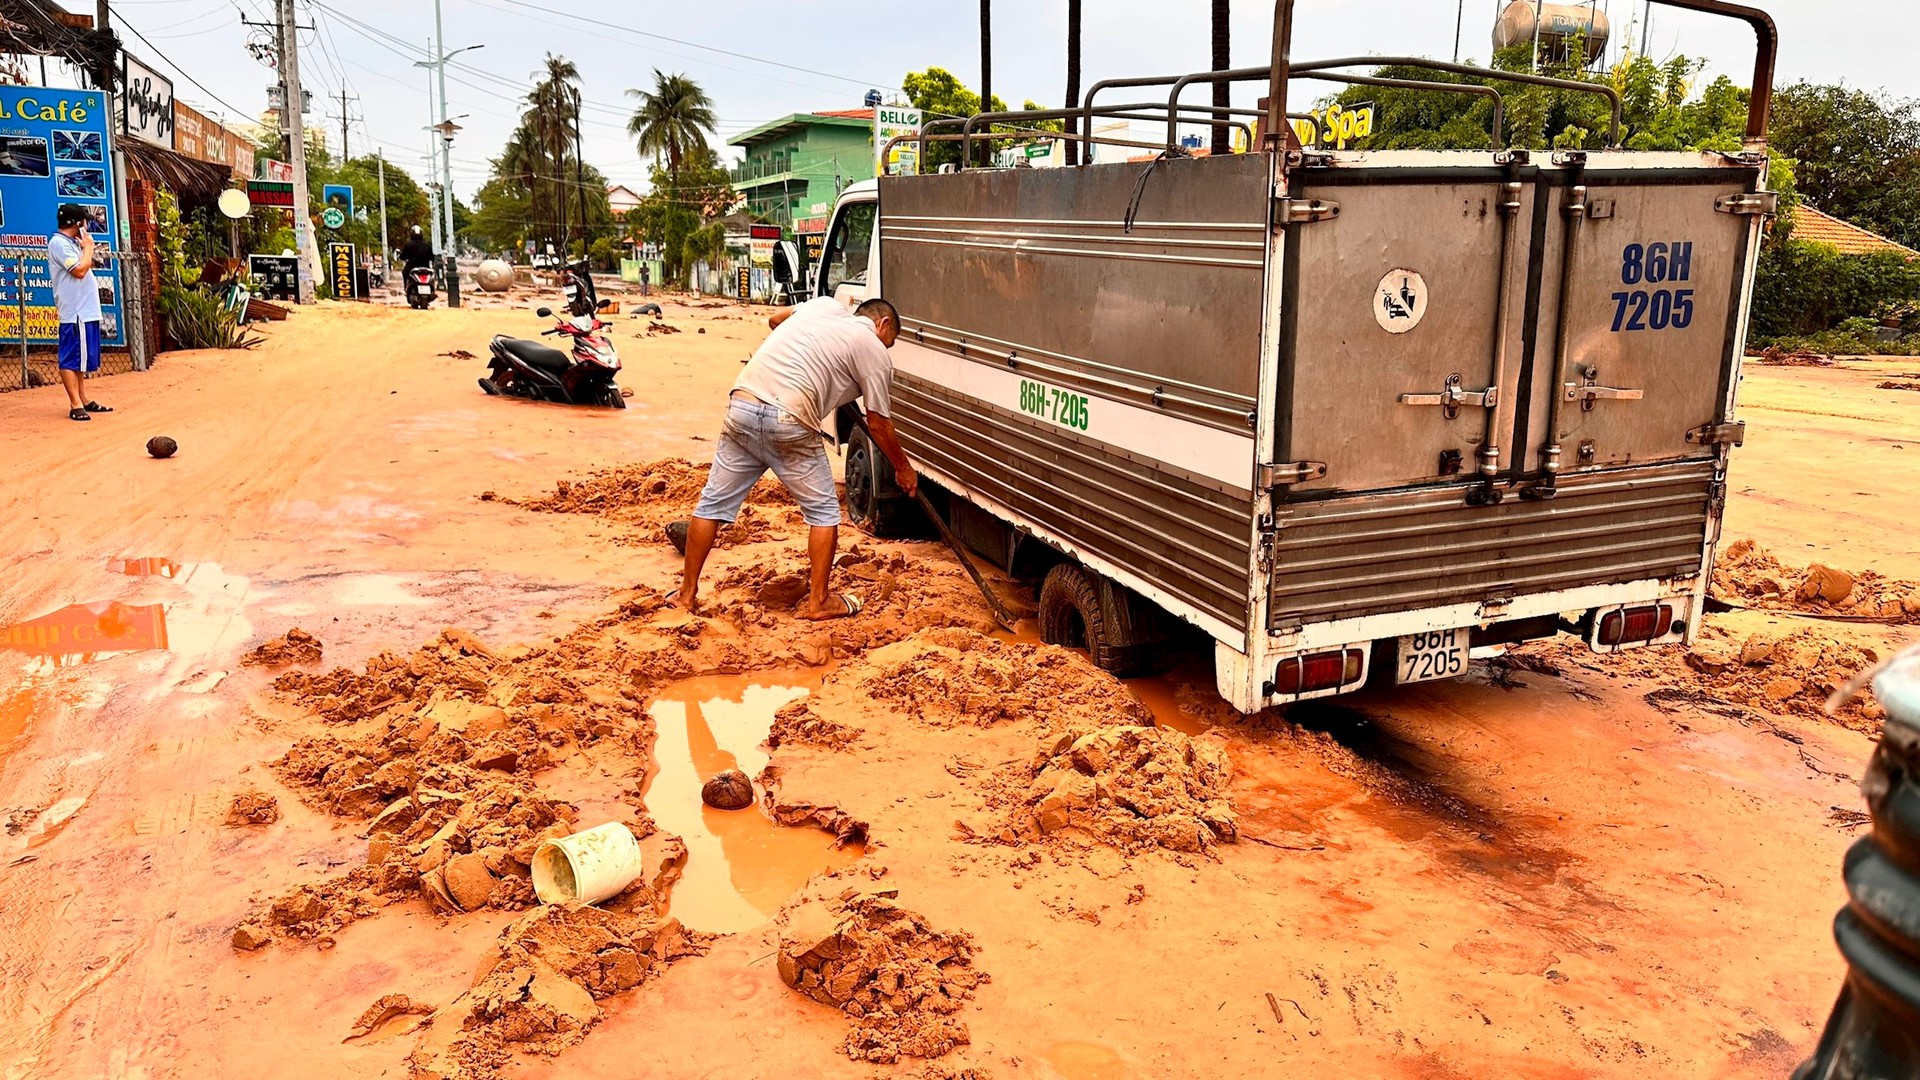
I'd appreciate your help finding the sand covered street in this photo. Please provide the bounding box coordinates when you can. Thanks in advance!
[1,298,1916,1079]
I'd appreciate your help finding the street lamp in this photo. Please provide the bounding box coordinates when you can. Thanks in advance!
[416,33,483,305]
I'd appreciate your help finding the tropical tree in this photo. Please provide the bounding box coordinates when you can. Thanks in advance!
[626,71,718,179]
[525,54,583,251]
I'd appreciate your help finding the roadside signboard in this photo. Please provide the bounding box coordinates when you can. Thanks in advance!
[322,183,353,216]
[320,205,345,230]
[120,55,175,149]
[736,265,751,301]
[875,105,922,175]
[0,85,126,346]
[261,159,293,183]
[328,242,356,299]
[748,222,780,268]
[247,179,293,208]
[249,254,297,301]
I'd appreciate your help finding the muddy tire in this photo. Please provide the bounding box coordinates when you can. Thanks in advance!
[602,385,627,409]
[845,426,918,537]
[1037,563,1151,677]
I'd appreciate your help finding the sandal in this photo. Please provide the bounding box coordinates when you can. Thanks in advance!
[83,401,112,413]
[800,592,863,621]
[68,408,90,421]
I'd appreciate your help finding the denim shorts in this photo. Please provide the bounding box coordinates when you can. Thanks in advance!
[693,397,840,528]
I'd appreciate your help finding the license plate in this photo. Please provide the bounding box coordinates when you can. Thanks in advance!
[1396,628,1469,684]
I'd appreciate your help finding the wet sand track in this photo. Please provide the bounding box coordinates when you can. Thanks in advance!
[0,299,1913,1078]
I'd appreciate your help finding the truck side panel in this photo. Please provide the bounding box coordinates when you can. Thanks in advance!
[877,157,1271,639]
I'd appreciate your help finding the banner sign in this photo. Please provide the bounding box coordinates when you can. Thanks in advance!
[322,183,353,217]
[173,101,250,176]
[873,105,922,175]
[328,242,356,299]
[736,265,751,301]
[260,159,293,183]
[121,55,175,149]
[249,254,297,301]
[247,179,293,208]
[748,223,779,269]
[0,85,125,346]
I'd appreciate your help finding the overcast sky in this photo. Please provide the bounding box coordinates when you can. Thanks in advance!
[56,0,1920,199]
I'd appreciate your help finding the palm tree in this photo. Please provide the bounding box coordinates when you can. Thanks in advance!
[626,71,717,181]
[1211,0,1232,155]
[1065,0,1082,165]
[526,54,582,251]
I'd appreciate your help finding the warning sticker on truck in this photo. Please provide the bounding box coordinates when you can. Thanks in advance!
[1374,269,1428,334]
[1017,378,1090,433]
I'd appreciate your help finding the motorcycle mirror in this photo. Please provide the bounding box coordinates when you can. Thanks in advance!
[535,306,553,318]
[596,298,612,311]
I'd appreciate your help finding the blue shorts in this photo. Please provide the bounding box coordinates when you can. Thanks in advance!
[58,320,101,373]
[693,398,841,528]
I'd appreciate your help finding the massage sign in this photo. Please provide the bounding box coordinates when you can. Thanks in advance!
[0,86,126,346]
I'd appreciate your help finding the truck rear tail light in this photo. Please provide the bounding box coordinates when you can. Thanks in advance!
[1274,648,1365,695]
[1598,604,1674,646]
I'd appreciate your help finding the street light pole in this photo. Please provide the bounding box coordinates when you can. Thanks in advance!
[433,0,457,307]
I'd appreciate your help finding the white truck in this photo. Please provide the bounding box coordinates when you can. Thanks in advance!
[786,0,1779,713]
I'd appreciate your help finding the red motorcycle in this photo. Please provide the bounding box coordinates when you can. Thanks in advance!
[478,300,625,408]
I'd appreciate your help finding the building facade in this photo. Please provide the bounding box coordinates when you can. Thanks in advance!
[730,109,873,234]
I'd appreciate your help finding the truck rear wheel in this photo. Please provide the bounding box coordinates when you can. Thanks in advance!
[1038,563,1152,677]
[845,426,919,537]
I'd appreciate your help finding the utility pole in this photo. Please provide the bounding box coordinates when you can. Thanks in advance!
[277,0,316,302]
[376,146,389,286]
[423,55,441,257]
[336,88,355,161]
[430,0,463,306]
[94,1,113,91]
[1454,0,1466,63]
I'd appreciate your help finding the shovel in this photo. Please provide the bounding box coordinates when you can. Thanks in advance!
[846,410,1018,632]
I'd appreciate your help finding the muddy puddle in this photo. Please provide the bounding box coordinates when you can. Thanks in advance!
[643,672,863,933]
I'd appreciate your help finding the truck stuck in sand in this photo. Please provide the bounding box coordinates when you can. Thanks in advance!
[796,0,1780,714]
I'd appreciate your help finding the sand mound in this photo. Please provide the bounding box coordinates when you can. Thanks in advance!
[863,628,1150,729]
[223,790,279,826]
[1016,724,1237,854]
[768,699,858,750]
[708,544,1006,653]
[515,458,792,519]
[409,903,705,1080]
[778,888,985,1064]
[243,628,323,667]
[1715,539,1920,624]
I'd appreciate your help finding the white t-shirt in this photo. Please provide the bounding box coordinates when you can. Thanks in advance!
[732,297,894,431]
[48,232,101,324]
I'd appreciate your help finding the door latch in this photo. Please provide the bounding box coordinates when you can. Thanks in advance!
[1258,460,1328,487]
[1714,191,1780,216]
[1564,365,1644,412]
[1685,420,1746,447]
[1277,198,1340,225]
[1399,373,1497,420]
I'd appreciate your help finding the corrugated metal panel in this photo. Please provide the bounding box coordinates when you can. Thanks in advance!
[1270,461,1715,627]
[892,374,1255,629]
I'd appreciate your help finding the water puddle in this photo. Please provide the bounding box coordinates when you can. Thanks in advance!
[644,672,863,933]
[107,556,180,578]
[0,601,170,666]
[1124,673,1211,737]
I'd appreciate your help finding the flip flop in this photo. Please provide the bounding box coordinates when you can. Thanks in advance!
[68,408,90,421]
[800,592,863,621]
[83,401,112,413]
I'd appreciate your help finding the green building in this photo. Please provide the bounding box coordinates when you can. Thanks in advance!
[730,109,873,235]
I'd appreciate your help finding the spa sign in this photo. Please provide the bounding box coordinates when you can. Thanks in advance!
[0,86,126,347]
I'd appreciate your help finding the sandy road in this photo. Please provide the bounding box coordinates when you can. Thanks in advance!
[0,298,1910,1079]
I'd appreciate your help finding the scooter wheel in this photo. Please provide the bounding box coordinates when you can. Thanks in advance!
[604,387,627,409]
[478,377,501,396]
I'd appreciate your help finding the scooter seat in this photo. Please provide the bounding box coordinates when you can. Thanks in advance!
[499,337,571,372]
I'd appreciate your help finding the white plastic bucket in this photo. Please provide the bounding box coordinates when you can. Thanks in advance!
[531,822,644,905]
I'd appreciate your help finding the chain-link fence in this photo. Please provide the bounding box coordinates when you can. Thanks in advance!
[0,246,151,393]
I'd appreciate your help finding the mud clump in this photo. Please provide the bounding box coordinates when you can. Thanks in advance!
[409,903,705,1079]
[768,698,858,750]
[1017,724,1237,853]
[701,768,755,810]
[778,888,984,1064]
[709,547,1014,655]
[864,628,1151,729]
[223,790,280,826]
[513,458,794,530]
[1715,539,1920,623]
[243,628,323,667]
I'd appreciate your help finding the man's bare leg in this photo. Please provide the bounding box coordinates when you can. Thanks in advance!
[797,524,845,619]
[59,369,84,410]
[668,516,723,612]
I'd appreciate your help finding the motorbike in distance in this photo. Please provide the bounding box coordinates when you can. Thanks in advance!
[478,298,626,408]
[404,265,436,309]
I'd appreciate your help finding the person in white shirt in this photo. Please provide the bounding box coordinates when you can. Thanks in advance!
[48,203,111,421]
[669,296,917,620]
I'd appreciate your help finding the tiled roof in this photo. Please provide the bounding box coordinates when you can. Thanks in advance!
[812,108,874,120]
[1793,205,1918,258]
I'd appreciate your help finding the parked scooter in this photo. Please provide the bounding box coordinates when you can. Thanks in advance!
[405,265,436,309]
[478,299,625,408]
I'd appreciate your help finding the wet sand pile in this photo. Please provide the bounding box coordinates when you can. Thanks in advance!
[223,790,279,826]
[1748,347,1834,366]
[767,698,859,750]
[863,628,1150,728]
[243,628,323,667]
[707,544,1004,652]
[1715,539,1920,623]
[271,628,516,723]
[501,458,800,547]
[777,888,985,1064]
[1013,724,1238,853]
[410,902,705,1080]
